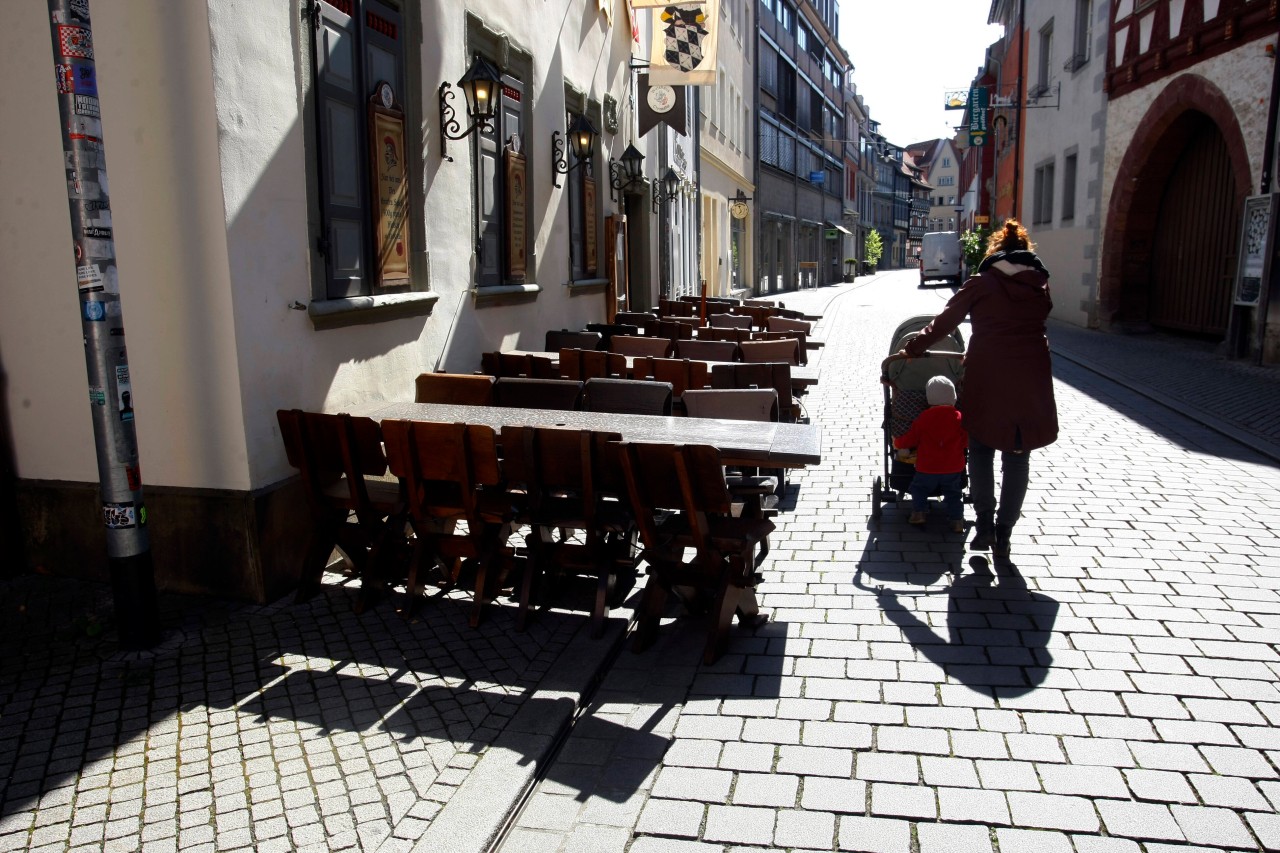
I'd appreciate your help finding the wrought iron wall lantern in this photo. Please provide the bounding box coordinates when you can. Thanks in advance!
[550,114,598,188]
[608,144,645,204]
[651,167,682,214]
[438,54,502,162]
[729,189,753,220]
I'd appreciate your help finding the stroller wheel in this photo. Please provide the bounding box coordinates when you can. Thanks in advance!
[871,476,883,520]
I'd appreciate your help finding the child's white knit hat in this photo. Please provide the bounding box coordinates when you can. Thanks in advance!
[926,376,956,406]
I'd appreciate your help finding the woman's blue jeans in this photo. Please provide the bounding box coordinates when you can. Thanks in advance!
[968,437,1030,527]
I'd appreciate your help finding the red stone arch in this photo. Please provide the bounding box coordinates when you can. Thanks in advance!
[1098,74,1252,329]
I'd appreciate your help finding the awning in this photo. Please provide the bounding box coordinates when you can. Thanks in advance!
[825,222,853,235]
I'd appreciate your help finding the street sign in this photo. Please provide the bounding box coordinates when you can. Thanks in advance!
[974,215,989,224]
[967,86,988,147]
[809,171,824,184]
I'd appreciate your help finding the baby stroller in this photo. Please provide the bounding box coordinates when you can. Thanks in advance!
[871,314,966,521]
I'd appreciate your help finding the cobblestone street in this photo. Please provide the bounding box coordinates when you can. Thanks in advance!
[2,270,1279,852]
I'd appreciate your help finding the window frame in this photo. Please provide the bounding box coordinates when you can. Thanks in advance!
[1061,150,1078,222]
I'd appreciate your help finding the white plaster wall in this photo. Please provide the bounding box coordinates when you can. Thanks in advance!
[1,1,250,490]
[1019,0,1108,328]
[1099,34,1274,259]
[1,0,640,493]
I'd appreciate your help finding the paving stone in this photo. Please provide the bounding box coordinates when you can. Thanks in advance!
[855,752,918,784]
[1123,768,1197,803]
[937,786,1010,825]
[774,809,836,849]
[1187,773,1272,810]
[1006,791,1100,832]
[1245,811,1280,851]
[652,767,734,803]
[868,783,936,819]
[1069,836,1142,853]
[974,760,1041,791]
[732,773,798,808]
[994,827,1074,853]
[836,815,912,853]
[702,804,776,845]
[1200,745,1278,778]
[1036,764,1129,799]
[800,777,867,814]
[1168,804,1256,848]
[635,798,704,838]
[777,745,853,777]
[1096,799,1185,841]
[916,822,993,853]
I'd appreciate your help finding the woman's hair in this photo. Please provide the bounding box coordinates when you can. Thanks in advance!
[985,219,1034,257]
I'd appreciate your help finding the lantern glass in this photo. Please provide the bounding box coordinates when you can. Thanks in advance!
[458,55,501,121]
[568,114,597,161]
[620,144,644,181]
[662,168,680,198]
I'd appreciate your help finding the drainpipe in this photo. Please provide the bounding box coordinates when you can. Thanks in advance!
[1012,0,1025,221]
[1257,42,1280,363]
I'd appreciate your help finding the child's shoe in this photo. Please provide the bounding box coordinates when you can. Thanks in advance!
[949,519,965,534]
[907,511,927,525]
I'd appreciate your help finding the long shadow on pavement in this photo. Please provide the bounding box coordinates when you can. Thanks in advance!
[856,516,1060,700]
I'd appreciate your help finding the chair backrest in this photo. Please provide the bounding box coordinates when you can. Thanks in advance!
[545,329,603,352]
[682,388,779,423]
[617,442,732,551]
[658,299,697,318]
[481,351,560,378]
[676,339,740,362]
[277,409,389,517]
[710,362,795,422]
[737,304,778,330]
[414,372,496,405]
[614,311,657,333]
[739,338,801,366]
[647,319,695,341]
[499,425,625,502]
[752,330,808,364]
[709,312,753,329]
[609,335,674,358]
[631,357,709,396]
[382,419,502,522]
[493,377,584,410]
[766,315,812,335]
[584,323,641,348]
[696,326,753,344]
[559,348,627,381]
[585,377,673,416]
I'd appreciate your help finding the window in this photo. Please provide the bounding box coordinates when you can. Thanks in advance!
[1033,160,1055,225]
[1067,0,1091,70]
[1035,21,1054,97]
[777,60,796,122]
[474,68,532,287]
[796,21,809,53]
[760,42,777,93]
[942,157,951,167]
[1062,152,1078,221]
[565,110,600,282]
[313,0,407,299]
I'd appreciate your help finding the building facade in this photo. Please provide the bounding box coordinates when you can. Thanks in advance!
[755,0,850,290]
[0,0,646,597]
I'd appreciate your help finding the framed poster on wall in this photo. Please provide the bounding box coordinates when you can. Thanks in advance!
[505,149,528,282]
[1234,193,1278,307]
[369,84,410,288]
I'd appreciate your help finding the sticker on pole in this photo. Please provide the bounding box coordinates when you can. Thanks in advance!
[57,26,94,60]
[103,501,137,529]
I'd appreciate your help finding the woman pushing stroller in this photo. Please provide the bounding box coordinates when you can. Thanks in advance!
[899,219,1059,558]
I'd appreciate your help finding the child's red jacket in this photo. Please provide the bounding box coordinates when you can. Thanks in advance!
[893,405,967,474]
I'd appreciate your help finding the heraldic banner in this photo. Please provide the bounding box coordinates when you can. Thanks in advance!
[648,0,719,86]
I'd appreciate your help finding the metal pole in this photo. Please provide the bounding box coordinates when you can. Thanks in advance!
[46,0,159,649]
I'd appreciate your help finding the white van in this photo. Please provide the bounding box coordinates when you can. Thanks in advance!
[920,231,963,287]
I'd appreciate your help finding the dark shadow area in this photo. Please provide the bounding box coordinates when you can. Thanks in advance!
[0,570,600,819]
[855,518,1059,699]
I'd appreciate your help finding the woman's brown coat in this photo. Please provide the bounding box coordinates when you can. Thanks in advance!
[904,258,1058,451]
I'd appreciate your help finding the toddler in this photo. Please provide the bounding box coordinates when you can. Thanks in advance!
[893,376,967,531]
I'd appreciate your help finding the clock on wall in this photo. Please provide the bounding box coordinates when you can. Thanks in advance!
[377,81,395,109]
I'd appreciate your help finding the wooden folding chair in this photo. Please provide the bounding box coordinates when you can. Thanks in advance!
[481,351,560,379]
[545,329,603,352]
[617,441,774,664]
[708,312,753,330]
[711,361,801,424]
[493,377,585,410]
[683,387,784,534]
[584,377,674,415]
[766,315,812,336]
[676,339,740,362]
[499,426,637,636]
[739,338,801,367]
[658,298,697,318]
[415,372,496,405]
[738,304,779,330]
[751,331,808,365]
[381,419,517,627]
[648,319,696,341]
[631,357,710,406]
[615,311,658,333]
[584,323,641,348]
[559,348,627,381]
[609,335,674,358]
[276,409,405,607]
[696,326,752,345]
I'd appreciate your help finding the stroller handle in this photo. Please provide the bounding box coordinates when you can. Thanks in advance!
[880,350,964,382]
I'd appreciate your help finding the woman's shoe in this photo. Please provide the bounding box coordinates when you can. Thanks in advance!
[970,511,995,550]
[908,511,927,525]
[949,519,965,534]
[992,524,1013,557]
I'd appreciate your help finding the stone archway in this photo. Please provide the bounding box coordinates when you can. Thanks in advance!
[1099,75,1252,334]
